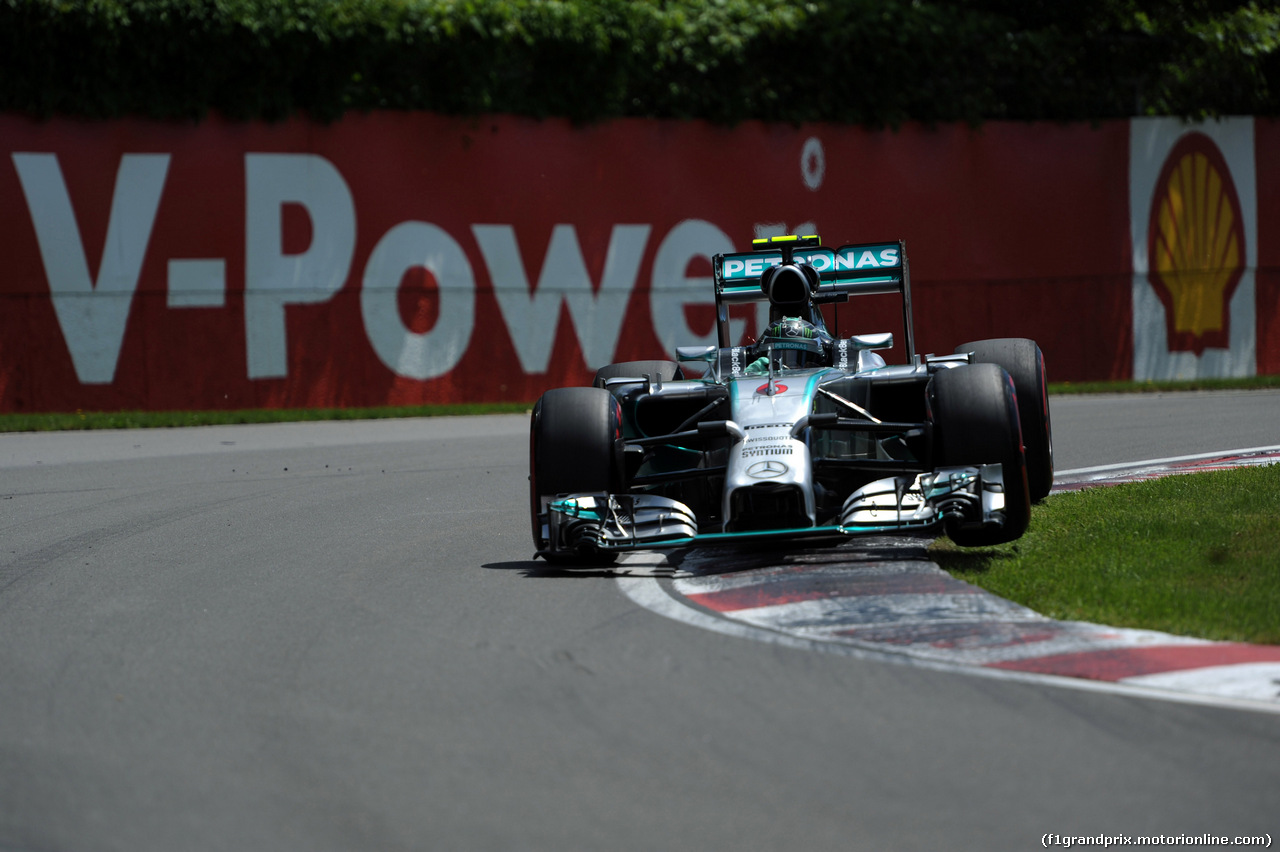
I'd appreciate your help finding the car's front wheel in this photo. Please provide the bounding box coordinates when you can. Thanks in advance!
[931,363,1031,547]
[529,386,622,561]
[954,337,1053,501]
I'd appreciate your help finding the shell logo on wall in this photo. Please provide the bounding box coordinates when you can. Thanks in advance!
[1146,132,1246,356]
[1130,117,1256,381]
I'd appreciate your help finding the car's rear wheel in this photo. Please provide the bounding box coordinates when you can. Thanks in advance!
[529,386,622,562]
[593,360,683,388]
[954,338,1053,501]
[931,363,1031,547]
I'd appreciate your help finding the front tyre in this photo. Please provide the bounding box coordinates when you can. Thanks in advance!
[954,338,1053,501]
[529,387,622,562]
[931,364,1031,547]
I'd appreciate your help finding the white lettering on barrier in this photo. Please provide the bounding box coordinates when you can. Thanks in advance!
[474,223,648,373]
[12,153,169,384]
[14,151,762,389]
[360,221,475,380]
[650,219,738,352]
[244,153,356,379]
[167,259,226,308]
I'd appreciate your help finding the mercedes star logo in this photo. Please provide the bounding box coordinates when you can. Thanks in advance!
[746,460,789,479]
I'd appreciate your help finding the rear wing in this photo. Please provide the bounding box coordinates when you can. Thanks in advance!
[712,235,916,360]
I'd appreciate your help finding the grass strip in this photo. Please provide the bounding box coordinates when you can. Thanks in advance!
[930,464,1280,644]
[0,402,532,433]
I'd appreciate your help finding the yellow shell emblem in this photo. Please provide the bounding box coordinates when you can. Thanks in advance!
[1147,133,1245,355]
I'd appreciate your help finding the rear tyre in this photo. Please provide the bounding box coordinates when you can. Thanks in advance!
[931,364,1031,547]
[529,387,621,562]
[593,360,683,388]
[954,338,1053,501]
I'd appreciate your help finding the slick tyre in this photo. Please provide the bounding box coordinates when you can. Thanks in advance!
[955,338,1054,501]
[931,363,1031,547]
[529,387,621,562]
[593,360,683,388]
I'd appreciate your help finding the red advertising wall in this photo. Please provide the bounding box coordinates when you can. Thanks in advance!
[0,113,1144,412]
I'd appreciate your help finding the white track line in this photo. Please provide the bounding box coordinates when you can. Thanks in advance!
[1056,445,1280,476]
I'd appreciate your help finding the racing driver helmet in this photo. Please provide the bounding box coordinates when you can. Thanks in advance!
[758,317,830,369]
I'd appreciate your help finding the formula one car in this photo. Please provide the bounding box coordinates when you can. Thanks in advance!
[530,234,1052,562]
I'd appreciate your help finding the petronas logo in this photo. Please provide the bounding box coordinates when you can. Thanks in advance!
[1147,132,1246,355]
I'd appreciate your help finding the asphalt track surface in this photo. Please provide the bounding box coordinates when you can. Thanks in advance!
[1,391,1278,851]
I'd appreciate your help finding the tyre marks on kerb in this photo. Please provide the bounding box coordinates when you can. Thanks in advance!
[616,447,1280,714]
[672,544,1280,704]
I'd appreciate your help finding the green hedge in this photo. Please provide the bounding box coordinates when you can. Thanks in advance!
[1,0,1276,125]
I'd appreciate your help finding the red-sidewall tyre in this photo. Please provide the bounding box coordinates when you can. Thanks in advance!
[931,363,1031,547]
[955,338,1053,501]
[529,387,622,558]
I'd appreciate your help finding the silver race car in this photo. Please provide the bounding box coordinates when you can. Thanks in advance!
[530,235,1053,562]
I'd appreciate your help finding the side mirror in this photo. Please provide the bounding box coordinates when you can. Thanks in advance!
[676,345,718,363]
[851,332,893,351]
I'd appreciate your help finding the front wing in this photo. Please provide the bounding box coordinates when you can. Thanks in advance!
[538,464,1009,559]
